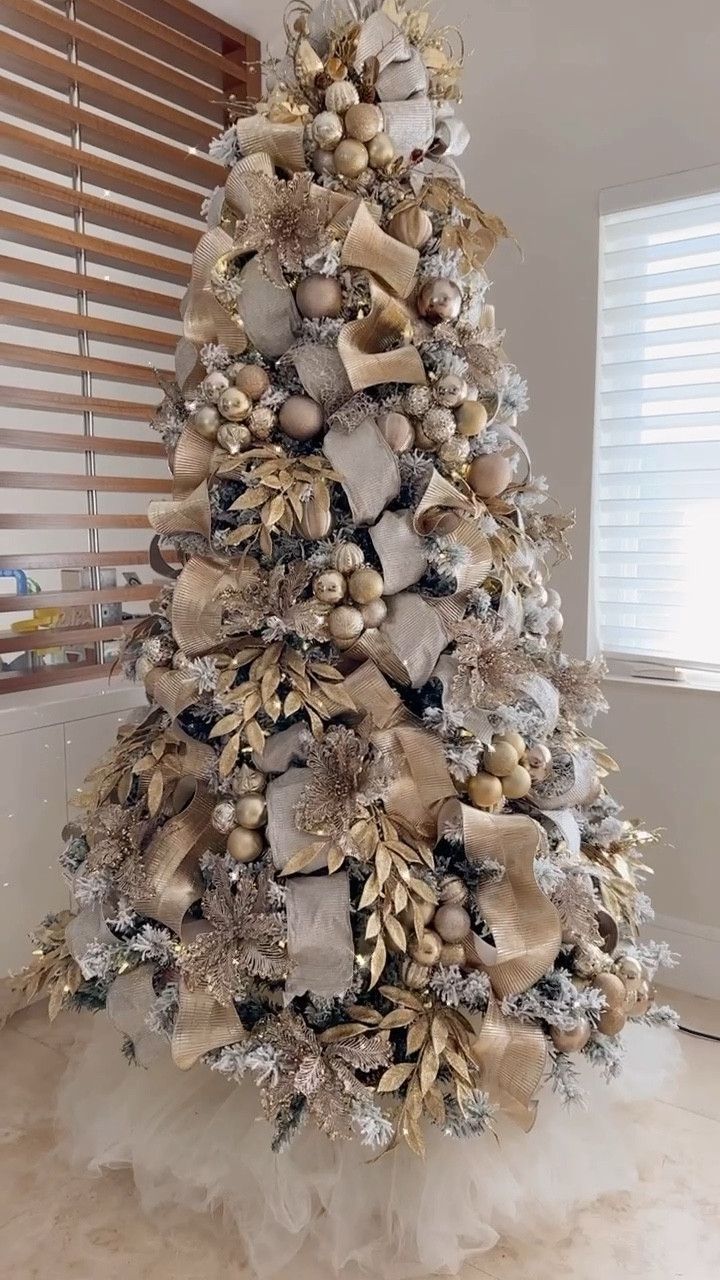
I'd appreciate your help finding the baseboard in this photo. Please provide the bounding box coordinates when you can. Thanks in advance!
[646,913,720,1001]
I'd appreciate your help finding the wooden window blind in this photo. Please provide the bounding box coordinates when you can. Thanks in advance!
[0,0,260,693]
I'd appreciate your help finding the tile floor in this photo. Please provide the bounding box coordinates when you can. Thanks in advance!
[0,989,718,1279]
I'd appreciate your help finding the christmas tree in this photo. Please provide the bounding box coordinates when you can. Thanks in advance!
[14,0,676,1174]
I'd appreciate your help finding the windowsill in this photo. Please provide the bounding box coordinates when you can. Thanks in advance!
[604,670,720,695]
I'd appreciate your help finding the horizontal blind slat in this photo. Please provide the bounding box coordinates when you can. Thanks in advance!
[0,343,172,384]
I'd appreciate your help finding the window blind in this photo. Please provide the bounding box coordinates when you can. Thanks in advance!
[0,0,260,694]
[593,186,720,673]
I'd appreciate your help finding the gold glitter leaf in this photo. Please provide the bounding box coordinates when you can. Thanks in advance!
[377,1062,415,1093]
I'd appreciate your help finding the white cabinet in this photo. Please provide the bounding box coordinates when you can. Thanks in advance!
[0,681,145,973]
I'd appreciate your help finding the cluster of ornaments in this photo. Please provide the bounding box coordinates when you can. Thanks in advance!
[193,363,273,452]
[212,768,268,864]
[314,542,387,644]
[401,875,473,988]
[551,955,656,1054]
[467,732,551,809]
[312,86,396,179]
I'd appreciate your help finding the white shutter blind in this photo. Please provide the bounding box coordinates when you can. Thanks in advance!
[594,187,720,672]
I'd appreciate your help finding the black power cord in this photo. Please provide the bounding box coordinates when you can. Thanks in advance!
[679,1024,720,1044]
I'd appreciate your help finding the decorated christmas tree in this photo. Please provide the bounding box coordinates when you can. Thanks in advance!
[11,0,678,1268]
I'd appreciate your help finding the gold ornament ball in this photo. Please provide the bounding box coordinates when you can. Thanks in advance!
[249,406,276,440]
[439,942,466,966]
[235,793,267,831]
[524,743,552,775]
[192,404,221,440]
[367,132,395,169]
[201,370,230,402]
[211,800,236,835]
[295,273,343,320]
[313,569,346,605]
[439,437,471,467]
[387,206,433,249]
[278,395,324,441]
[402,959,430,990]
[236,765,266,794]
[456,400,488,437]
[360,598,388,629]
[328,604,365,642]
[218,387,252,422]
[434,373,468,409]
[467,771,503,809]
[417,278,463,324]
[227,826,264,863]
[333,542,364,573]
[334,138,369,178]
[377,411,415,453]
[312,109,344,150]
[344,102,383,142]
[496,731,526,757]
[439,876,469,907]
[409,929,443,967]
[598,1005,627,1037]
[325,79,359,113]
[501,764,533,799]
[424,406,456,445]
[594,971,627,1010]
[404,385,432,416]
[434,904,471,944]
[631,979,654,1017]
[551,1018,591,1054]
[348,566,384,605]
[615,955,643,983]
[483,740,519,777]
[312,148,336,176]
[468,453,513,498]
[217,422,252,454]
[234,364,270,401]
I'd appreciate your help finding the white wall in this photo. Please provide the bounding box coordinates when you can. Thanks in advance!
[202,0,720,991]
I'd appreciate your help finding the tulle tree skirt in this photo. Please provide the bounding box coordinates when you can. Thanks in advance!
[57,1021,680,1279]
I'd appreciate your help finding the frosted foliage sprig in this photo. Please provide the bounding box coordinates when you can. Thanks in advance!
[548,1051,587,1108]
[503,971,605,1031]
[352,1099,395,1149]
[429,965,491,1011]
[583,1033,626,1080]
[443,1090,498,1137]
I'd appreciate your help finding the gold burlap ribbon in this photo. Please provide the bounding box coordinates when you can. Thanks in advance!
[369,510,429,594]
[414,469,493,592]
[144,667,200,719]
[438,799,562,998]
[169,555,238,656]
[353,10,435,158]
[338,277,427,391]
[234,114,307,173]
[265,768,355,1000]
[181,225,247,352]
[148,480,211,544]
[437,799,561,1127]
[341,200,419,299]
[171,977,245,1070]
[135,782,223,936]
[323,417,400,524]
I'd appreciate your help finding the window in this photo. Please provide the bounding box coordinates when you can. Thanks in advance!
[592,169,720,679]
[0,0,259,695]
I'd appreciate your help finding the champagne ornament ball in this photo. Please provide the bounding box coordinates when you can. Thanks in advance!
[468,771,503,808]
[279,395,324,441]
[234,364,269,401]
[312,148,336,176]
[328,605,364,642]
[409,929,442,967]
[360,598,387,628]
[433,904,471,944]
[218,387,251,422]
[235,794,267,830]
[367,132,395,168]
[201,371,229,402]
[483,740,519,777]
[325,79,359,113]
[295,274,343,319]
[344,102,383,141]
[434,374,468,408]
[551,1018,591,1054]
[439,876,469,907]
[456,400,488,437]
[217,422,252,454]
[334,138,369,178]
[227,827,264,863]
[417,278,463,323]
[333,542,364,573]
[501,764,532,799]
[313,570,346,605]
[388,206,433,249]
[312,110,343,150]
[348,567,384,604]
[192,404,221,440]
[402,959,430,990]
[377,411,415,453]
[468,453,513,497]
